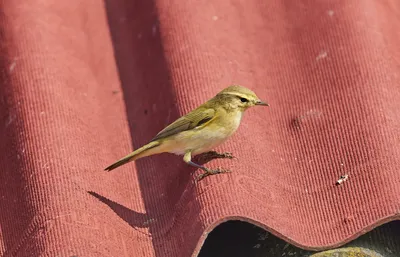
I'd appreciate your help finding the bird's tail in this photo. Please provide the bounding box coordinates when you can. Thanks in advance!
[104,141,160,171]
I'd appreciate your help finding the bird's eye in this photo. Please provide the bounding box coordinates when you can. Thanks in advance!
[240,97,248,103]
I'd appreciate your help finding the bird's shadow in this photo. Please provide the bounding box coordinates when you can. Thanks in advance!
[89,153,229,228]
[88,191,150,229]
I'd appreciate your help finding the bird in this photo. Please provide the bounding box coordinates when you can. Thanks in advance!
[104,85,269,181]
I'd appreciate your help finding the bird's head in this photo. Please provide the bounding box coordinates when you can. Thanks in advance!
[216,85,269,111]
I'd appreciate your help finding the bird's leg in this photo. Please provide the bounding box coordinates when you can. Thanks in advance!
[196,151,236,163]
[184,151,231,181]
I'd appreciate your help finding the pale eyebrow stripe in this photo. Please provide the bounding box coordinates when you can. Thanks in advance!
[218,92,249,99]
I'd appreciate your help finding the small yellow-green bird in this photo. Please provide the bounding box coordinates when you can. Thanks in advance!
[105,85,269,180]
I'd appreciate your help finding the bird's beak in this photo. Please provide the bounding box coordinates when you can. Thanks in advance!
[255,100,269,106]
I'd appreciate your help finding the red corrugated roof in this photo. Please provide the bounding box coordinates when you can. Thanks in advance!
[0,0,399,256]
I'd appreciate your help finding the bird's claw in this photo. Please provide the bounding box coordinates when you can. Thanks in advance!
[197,151,236,163]
[196,167,231,181]
[220,152,235,159]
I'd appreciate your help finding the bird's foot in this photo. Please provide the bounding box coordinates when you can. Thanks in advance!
[197,167,231,181]
[197,151,236,163]
[217,152,235,159]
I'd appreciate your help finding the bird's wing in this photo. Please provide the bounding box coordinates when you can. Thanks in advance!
[150,107,216,142]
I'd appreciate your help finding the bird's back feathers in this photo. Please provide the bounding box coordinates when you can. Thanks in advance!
[150,107,216,142]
